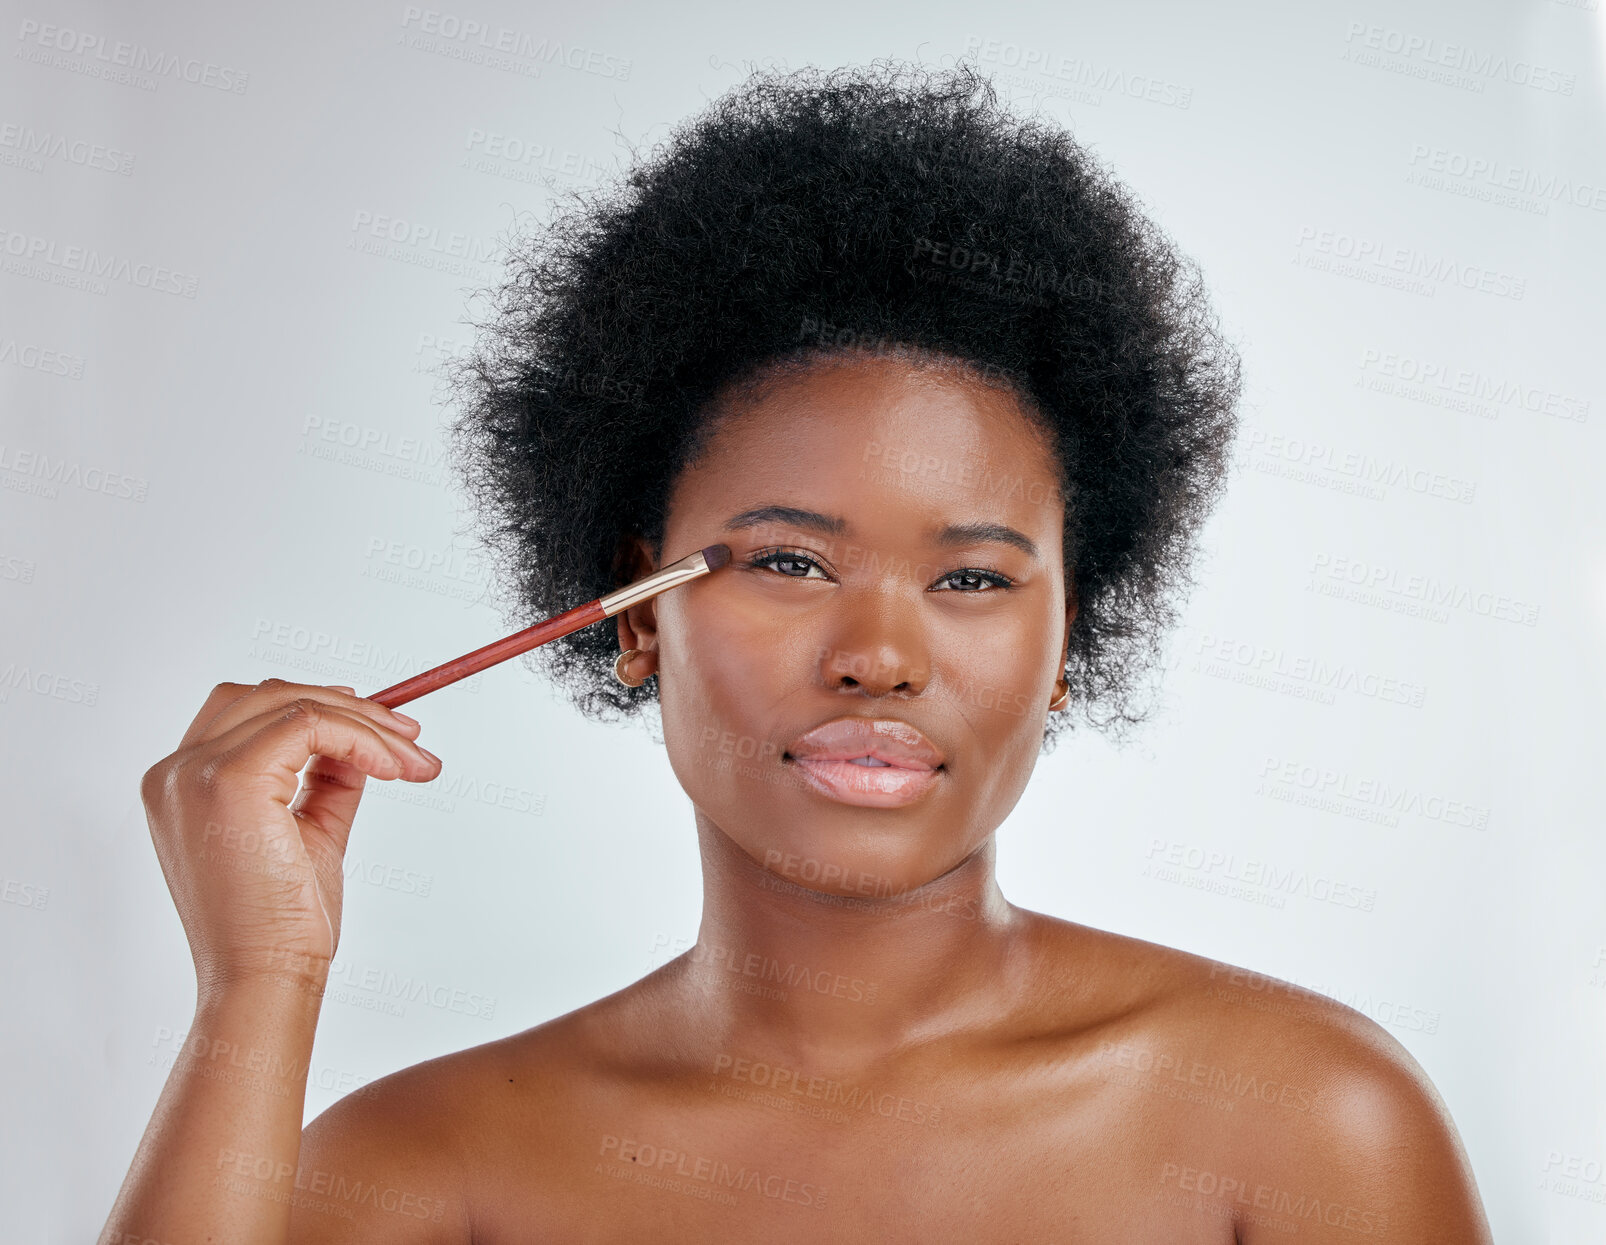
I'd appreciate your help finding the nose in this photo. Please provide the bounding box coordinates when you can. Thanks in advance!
[816,595,931,697]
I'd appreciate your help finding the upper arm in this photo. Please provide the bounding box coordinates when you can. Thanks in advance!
[289,1068,473,1244]
[1238,1020,1494,1244]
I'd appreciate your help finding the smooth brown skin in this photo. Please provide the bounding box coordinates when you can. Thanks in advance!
[104,354,1494,1244]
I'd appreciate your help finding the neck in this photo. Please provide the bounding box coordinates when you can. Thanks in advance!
[677,810,1027,1070]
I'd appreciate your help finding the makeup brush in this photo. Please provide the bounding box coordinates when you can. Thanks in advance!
[367,544,731,709]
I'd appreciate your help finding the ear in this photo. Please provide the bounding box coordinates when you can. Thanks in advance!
[613,533,662,661]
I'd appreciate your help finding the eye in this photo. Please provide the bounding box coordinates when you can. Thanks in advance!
[748,547,831,580]
[933,569,1014,592]
[748,548,1014,592]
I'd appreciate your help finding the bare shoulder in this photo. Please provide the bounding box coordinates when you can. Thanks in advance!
[291,1036,503,1243]
[292,982,661,1242]
[1029,916,1494,1244]
[1182,951,1493,1243]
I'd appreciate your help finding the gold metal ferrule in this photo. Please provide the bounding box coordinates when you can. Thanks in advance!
[598,547,716,617]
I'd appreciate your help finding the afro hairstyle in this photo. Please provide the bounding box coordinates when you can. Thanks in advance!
[445,58,1242,752]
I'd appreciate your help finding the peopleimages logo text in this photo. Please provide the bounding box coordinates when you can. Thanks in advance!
[398,8,631,79]
[14,19,250,92]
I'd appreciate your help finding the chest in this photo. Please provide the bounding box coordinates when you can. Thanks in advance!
[468,1071,1245,1243]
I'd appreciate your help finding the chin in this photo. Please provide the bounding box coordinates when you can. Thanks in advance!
[737,814,977,901]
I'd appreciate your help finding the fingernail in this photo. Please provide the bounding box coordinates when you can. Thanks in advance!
[417,745,440,764]
[390,711,420,728]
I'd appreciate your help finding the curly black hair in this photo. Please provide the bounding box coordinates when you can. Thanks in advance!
[445,59,1241,753]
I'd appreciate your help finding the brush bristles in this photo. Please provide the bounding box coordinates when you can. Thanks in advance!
[701,543,732,571]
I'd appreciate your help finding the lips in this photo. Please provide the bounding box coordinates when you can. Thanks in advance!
[782,716,944,808]
[786,716,944,768]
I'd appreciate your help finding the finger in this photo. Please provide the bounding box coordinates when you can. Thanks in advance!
[299,682,423,738]
[188,679,424,749]
[187,699,439,812]
[179,682,258,748]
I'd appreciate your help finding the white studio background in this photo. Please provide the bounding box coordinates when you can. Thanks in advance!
[1,1,1601,1240]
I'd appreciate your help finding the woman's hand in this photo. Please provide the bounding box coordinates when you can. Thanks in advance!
[139,678,442,998]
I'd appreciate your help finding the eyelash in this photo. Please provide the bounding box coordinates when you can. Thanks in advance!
[747,547,1015,592]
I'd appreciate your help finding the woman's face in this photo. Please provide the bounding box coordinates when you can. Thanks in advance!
[634,352,1075,898]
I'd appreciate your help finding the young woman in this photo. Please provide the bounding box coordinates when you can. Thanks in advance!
[103,61,1493,1242]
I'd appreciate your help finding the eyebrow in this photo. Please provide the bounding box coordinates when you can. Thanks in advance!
[722,505,1041,560]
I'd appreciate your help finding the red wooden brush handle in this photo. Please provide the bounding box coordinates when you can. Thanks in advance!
[368,599,607,708]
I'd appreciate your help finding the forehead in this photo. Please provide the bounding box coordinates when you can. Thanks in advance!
[667,354,1064,538]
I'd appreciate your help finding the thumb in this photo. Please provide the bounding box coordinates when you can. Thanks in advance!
[287,683,368,859]
[291,754,368,870]
[289,755,367,948]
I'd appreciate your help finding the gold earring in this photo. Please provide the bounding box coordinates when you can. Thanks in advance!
[1048,680,1070,712]
[614,648,649,687]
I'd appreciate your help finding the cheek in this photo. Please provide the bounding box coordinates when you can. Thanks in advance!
[934,618,1055,809]
[657,592,800,793]
[941,617,1050,725]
